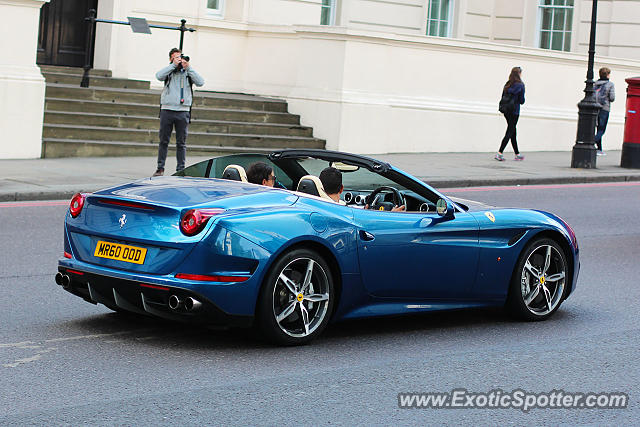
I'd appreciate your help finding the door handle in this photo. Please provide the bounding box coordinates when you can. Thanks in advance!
[419,218,433,227]
[359,230,375,241]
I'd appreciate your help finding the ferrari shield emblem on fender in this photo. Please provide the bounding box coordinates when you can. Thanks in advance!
[119,214,127,228]
[485,212,496,222]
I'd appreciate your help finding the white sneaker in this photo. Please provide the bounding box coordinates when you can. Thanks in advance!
[597,151,606,156]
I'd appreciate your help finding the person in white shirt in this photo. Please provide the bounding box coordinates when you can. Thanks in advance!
[319,167,344,203]
[319,166,405,211]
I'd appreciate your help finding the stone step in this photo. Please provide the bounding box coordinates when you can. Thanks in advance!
[44,111,313,137]
[44,98,301,124]
[42,72,151,90]
[39,65,112,77]
[42,138,277,158]
[43,124,325,149]
[39,67,325,158]
[45,84,289,112]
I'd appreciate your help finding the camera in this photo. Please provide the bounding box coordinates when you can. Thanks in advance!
[177,54,190,70]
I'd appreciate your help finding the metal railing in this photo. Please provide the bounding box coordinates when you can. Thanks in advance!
[81,9,196,88]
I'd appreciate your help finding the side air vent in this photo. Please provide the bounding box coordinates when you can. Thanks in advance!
[508,231,527,246]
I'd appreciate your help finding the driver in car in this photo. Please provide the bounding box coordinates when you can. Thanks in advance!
[319,167,405,211]
[319,167,346,205]
[367,199,406,212]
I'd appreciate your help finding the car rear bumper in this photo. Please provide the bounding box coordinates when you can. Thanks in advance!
[56,265,253,328]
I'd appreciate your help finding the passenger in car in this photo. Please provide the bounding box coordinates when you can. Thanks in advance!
[246,162,276,187]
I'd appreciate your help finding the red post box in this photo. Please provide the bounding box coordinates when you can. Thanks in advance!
[621,77,640,168]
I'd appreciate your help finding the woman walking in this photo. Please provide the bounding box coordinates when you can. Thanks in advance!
[496,66,525,161]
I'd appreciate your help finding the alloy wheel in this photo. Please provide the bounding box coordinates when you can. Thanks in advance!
[272,257,330,338]
[520,244,566,316]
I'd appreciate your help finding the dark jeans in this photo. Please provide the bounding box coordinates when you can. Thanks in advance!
[499,113,520,155]
[157,109,190,171]
[595,109,610,151]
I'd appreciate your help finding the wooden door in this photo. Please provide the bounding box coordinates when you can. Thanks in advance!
[37,0,98,67]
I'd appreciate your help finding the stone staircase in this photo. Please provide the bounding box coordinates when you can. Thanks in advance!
[40,65,325,158]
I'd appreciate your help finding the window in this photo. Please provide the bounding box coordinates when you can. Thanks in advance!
[320,0,336,26]
[206,0,224,16]
[538,0,574,51]
[426,0,452,37]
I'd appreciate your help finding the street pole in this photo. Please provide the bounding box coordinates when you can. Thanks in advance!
[571,0,599,168]
[79,12,195,88]
[80,9,97,88]
[179,19,186,50]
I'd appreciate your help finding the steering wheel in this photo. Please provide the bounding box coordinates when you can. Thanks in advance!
[365,186,405,211]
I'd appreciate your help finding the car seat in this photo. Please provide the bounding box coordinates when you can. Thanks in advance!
[222,164,248,182]
[296,175,335,202]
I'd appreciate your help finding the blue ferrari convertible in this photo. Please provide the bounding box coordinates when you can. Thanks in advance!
[56,149,579,345]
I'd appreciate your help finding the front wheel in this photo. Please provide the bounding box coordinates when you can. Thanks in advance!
[257,249,334,345]
[507,238,568,321]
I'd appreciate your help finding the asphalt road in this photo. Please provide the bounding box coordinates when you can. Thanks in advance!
[0,182,639,426]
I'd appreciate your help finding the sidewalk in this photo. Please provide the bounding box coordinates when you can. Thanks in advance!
[1,150,639,202]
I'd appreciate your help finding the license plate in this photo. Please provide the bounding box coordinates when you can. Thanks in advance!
[94,241,147,264]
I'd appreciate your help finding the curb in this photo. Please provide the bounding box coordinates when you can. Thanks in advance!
[427,173,640,190]
[2,174,640,202]
[0,187,104,203]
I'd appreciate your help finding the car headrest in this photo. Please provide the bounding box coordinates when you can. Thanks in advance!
[296,175,334,202]
[222,164,248,182]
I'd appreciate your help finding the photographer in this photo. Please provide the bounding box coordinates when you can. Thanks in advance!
[153,48,205,176]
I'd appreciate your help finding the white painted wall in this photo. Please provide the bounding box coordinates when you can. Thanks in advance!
[94,11,639,154]
[0,0,47,159]
[4,0,640,158]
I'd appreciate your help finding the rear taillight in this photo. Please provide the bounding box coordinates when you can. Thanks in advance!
[69,193,86,218]
[180,208,225,236]
[175,273,250,282]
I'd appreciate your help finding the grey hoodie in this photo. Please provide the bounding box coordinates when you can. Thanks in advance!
[594,79,615,111]
[156,64,205,111]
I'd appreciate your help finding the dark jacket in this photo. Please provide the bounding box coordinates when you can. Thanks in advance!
[505,82,525,115]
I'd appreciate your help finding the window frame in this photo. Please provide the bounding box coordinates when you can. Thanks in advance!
[206,0,225,17]
[537,0,574,52]
[426,0,454,38]
[320,0,337,26]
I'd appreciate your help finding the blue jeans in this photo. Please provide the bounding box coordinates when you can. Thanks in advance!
[595,109,609,151]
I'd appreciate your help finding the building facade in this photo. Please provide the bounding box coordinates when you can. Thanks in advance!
[3,0,640,158]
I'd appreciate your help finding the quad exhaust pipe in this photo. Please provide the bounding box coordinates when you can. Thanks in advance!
[184,297,202,312]
[168,295,202,312]
[55,272,71,288]
[168,295,183,310]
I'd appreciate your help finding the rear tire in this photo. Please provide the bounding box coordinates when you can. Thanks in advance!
[507,237,568,321]
[256,248,334,345]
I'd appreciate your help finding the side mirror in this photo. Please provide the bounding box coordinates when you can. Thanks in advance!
[436,198,455,219]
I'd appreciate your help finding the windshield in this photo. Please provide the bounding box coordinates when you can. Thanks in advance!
[296,158,398,191]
